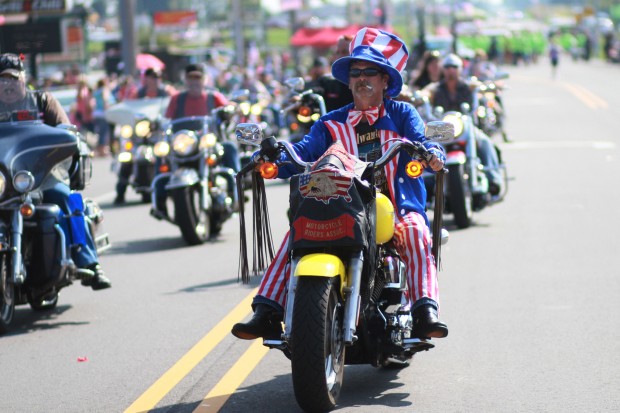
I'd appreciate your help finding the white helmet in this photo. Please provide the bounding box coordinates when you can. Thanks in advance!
[442,54,463,70]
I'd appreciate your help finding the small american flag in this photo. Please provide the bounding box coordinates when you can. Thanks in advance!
[299,170,353,204]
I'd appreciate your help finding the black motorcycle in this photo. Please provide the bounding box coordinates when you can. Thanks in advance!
[0,104,109,334]
[413,92,508,229]
[280,77,326,144]
[150,114,236,245]
[106,97,170,203]
[114,115,163,203]
[235,122,451,412]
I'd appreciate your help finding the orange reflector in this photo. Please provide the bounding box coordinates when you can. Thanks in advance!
[298,106,312,117]
[405,160,424,178]
[20,204,35,217]
[290,123,299,132]
[258,162,278,179]
[159,164,170,173]
[124,141,134,151]
[207,156,217,166]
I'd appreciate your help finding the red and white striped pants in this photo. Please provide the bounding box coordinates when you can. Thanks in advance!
[256,211,439,310]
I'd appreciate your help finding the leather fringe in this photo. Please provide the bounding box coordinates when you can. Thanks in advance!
[237,171,275,284]
[432,169,445,271]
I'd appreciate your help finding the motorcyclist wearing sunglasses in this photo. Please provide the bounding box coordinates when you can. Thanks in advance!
[428,54,504,197]
[232,28,449,341]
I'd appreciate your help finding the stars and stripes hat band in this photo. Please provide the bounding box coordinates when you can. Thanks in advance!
[332,27,408,97]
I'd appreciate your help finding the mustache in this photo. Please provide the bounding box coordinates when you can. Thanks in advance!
[354,81,374,91]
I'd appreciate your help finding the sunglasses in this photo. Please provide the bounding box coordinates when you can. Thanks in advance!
[349,68,385,78]
[443,65,459,69]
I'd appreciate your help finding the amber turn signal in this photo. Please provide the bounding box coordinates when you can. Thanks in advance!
[405,160,423,178]
[20,203,35,217]
[298,106,312,117]
[257,162,278,179]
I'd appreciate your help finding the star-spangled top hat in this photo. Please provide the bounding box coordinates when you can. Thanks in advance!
[331,27,409,97]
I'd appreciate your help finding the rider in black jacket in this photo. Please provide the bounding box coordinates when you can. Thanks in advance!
[0,53,111,290]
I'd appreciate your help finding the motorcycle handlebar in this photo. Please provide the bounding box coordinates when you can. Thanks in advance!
[250,138,433,175]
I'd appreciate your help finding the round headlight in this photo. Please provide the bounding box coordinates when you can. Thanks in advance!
[120,125,134,139]
[135,120,151,138]
[199,133,218,149]
[0,171,6,198]
[442,113,464,138]
[239,102,251,116]
[172,131,198,156]
[250,103,263,116]
[154,141,170,157]
[13,171,35,193]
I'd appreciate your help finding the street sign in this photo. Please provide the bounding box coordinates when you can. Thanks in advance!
[0,20,62,54]
[0,0,70,14]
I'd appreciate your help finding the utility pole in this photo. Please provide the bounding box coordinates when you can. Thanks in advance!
[119,0,137,76]
[232,0,244,67]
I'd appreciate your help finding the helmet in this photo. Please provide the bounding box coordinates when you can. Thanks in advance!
[442,54,463,70]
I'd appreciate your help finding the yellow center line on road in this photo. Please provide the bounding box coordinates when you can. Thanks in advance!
[123,288,257,413]
[192,339,270,413]
[560,82,609,110]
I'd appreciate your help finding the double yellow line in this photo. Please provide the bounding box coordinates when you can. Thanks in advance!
[561,82,609,110]
[124,288,268,413]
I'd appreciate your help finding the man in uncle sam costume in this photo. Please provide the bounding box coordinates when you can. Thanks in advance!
[232,27,449,340]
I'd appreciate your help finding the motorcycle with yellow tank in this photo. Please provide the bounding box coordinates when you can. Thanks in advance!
[234,121,453,412]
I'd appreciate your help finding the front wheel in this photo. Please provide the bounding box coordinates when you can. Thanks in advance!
[172,186,210,245]
[291,277,345,412]
[447,163,473,229]
[0,254,15,335]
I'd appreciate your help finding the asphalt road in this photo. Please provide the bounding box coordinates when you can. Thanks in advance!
[1,56,619,413]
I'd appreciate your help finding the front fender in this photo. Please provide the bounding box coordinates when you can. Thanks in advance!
[295,253,347,296]
[166,167,200,190]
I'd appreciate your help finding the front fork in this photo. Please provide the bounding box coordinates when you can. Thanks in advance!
[10,211,25,285]
[282,251,364,346]
[8,209,75,286]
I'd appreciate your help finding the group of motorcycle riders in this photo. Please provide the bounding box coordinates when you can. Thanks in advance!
[0,26,509,342]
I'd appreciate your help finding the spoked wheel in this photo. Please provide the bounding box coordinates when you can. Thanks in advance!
[0,255,15,335]
[173,186,210,245]
[291,277,345,412]
[447,164,473,229]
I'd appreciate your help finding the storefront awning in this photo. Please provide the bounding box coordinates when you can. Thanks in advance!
[290,25,394,48]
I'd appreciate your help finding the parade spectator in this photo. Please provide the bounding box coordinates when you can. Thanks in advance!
[73,79,94,133]
[410,50,442,90]
[93,77,116,156]
[136,68,174,98]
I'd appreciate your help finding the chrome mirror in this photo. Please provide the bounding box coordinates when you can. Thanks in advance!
[235,123,264,146]
[460,102,471,114]
[425,121,455,143]
[284,77,305,92]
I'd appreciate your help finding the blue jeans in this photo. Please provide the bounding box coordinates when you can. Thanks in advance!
[221,141,240,173]
[42,182,98,269]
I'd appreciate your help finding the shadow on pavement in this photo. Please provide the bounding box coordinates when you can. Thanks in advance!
[1,305,90,337]
[105,236,188,255]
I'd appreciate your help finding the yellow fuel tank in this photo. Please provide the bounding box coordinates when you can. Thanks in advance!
[375,192,395,244]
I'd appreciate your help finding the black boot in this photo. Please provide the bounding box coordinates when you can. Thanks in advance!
[81,264,112,290]
[231,304,283,340]
[412,304,448,339]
